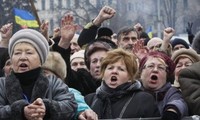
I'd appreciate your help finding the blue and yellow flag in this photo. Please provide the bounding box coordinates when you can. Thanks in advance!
[146,26,153,39]
[13,8,39,28]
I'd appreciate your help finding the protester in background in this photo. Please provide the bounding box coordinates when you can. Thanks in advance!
[139,51,188,120]
[179,61,200,115]
[51,13,116,96]
[146,27,174,56]
[191,30,200,54]
[70,33,81,55]
[111,33,117,45]
[171,48,200,89]
[85,48,160,119]
[78,6,116,48]
[171,38,189,52]
[70,50,87,71]
[186,22,194,45]
[2,58,11,77]
[0,23,12,77]
[134,23,150,46]
[116,26,138,51]
[42,51,98,120]
[0,29,77,120]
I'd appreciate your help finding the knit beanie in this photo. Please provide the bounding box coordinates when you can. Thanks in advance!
[171,38,189,49]
[70,50,85,63]
[42,52,66,80]
[8,29,49,64]
[171,48,200,64]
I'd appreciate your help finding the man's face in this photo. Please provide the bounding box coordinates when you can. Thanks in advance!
[117,31,138,51]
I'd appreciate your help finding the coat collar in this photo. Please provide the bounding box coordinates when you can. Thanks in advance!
[5,72,49,104]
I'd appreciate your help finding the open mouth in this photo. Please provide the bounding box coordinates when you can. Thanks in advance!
[151,75,158,80]
[19,63,28,67]
[111,76,117,82]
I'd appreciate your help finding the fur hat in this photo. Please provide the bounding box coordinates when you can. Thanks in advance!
[42,52,66,80]
[171,38,189,50]
[8,29,49,64]
[70,50,85,62]
[192,31,200,54]
[171,48,200,64]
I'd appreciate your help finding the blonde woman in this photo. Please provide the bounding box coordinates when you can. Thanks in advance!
[85,48,160,119]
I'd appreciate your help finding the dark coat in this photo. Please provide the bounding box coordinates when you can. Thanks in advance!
[77,25,99,48]
[145,82,188,118]
[0,72,77,120]
[179,61,200,115]
[85,81,160,119]
[0,48,9,77]
[52,43,99,96]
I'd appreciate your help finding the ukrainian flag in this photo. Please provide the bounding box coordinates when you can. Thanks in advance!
[146,26,153,39]
[13,8,39,28]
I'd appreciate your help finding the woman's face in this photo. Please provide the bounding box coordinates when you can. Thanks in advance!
[11,42,41,73]
[90,50,107,79]
[140,57,167,91]
[175,57,193,81]
[103,60,130,88]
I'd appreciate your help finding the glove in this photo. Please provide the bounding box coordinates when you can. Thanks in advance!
[162,111,179,120]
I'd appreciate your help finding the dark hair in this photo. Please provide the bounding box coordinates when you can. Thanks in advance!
[84,38,117,70]
[117,26,139,41]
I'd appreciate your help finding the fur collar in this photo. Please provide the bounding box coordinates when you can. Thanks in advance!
[5,72,49,104]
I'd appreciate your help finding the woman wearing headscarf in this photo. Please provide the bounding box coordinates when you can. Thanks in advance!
[139,51,188,120]
[0,29,77,120]
[85,48,160,119]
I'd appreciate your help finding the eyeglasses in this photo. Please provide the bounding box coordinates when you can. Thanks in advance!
[144,64,167,71]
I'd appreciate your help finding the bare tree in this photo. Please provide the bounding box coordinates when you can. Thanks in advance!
[162,0,178,28]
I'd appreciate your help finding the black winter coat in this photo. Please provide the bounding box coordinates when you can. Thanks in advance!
[0,71,77,120]
[85,81,160,119]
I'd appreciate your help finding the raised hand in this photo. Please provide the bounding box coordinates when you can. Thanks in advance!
[132,40,148,60]
[93,6,116,26]
[58,14,77,49]
[163,27,175,42]
[52,27,61,39]
[0,23,13,48]
[134,23,143,34]
[40,20,49,41]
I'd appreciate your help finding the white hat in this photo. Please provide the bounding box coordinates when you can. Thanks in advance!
[70,50,85,62]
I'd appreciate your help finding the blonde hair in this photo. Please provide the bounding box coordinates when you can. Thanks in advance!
[100,48,138,82]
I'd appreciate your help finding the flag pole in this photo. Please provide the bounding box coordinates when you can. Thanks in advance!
[28,0,41,27]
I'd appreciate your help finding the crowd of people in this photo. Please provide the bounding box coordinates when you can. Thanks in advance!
[0,5,200,120]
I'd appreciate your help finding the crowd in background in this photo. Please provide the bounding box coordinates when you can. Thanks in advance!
[0,5,200,120]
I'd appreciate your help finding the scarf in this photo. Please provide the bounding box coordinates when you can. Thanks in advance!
[13,67,41,102]
[95,80,141,119]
